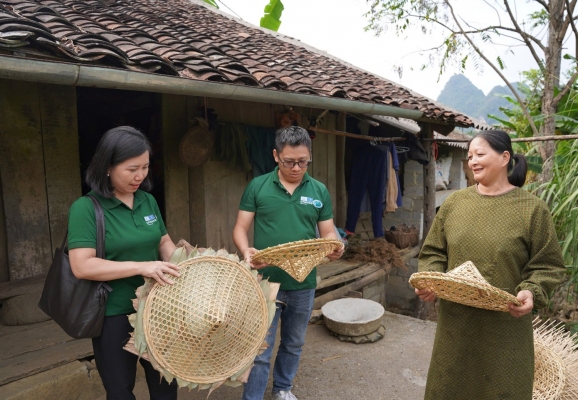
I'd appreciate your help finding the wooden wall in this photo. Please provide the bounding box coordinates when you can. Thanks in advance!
[0,79,81,280]
[159,96,341,253]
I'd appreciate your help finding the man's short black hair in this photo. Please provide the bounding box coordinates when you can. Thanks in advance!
[275,126,312,154]
[85,126,153,198]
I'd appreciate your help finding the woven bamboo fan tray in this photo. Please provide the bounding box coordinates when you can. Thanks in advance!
[533,317,578,400]
[143,256,269,383]
[409,261,521,312]
[251,238,343,283]
[179,118,214,168]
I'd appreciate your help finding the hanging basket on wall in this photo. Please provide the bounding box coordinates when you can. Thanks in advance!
[179,117,214,168]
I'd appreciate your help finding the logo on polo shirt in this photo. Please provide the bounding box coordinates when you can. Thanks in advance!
[144,214,158,225]
[300,196,323,209]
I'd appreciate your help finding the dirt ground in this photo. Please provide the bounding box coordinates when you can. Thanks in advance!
[121,311,436,400]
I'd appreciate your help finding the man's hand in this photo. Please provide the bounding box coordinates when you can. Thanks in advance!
[508,290,534,318]
[326,244,344,261]
[243,247,268,270]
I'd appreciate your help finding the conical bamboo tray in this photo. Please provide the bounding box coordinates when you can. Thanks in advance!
[409,261,521,312]
[124,243,279,393]
[143,256,269,383]
[251,238,343,282]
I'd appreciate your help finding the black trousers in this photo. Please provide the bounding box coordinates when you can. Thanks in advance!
[92,314,178,400]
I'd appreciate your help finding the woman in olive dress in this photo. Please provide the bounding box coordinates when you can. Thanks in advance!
[416,130,566,399]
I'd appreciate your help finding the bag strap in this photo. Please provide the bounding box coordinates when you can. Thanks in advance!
[87,194,106,259]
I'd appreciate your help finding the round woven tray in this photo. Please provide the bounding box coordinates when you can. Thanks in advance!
[409,261,521,312]
[179,120,214,168]
[251,238,343,283]
[143,256,269,383]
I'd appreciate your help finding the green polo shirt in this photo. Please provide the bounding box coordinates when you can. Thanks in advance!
[68,190,167,316]
[239,167,333,290]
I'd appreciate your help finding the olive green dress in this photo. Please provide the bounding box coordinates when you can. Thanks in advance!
[419,186,565,400]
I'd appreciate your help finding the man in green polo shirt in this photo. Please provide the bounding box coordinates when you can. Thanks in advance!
[233,126,343,400]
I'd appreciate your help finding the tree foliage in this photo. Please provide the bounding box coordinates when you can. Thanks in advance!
[365,0,578,181]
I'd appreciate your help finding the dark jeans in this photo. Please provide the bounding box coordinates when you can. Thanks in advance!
[242,289,315,400]
[92,315,177,400]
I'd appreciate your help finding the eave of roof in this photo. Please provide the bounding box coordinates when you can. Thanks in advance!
[0,0,475,126]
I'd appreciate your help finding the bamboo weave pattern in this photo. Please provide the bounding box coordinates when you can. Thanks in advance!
[532,318,578,400]
[409,261,521,312]
[251,238,343,282]
[143,256,269,383]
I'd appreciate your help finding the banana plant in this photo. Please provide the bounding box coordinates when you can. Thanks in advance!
[260,0,284,31]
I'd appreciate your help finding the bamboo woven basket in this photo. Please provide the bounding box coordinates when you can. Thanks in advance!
[179,118,214,168]
[409,261,521,312]
[142,256,270,384]
[251,238,343,282]
[533,317,578,400]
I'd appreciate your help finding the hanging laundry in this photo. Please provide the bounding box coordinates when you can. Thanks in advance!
[213,122,252,173]
[345,143,387,238]
[389,142,403,207]
[359,144,389,213]
[385,151,398,213]
[245,126,277,177]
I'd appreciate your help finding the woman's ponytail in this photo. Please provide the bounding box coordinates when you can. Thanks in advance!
[508,153,527,187]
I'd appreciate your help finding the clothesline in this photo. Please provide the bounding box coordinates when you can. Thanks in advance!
[308,127,405,142]
[423,134,578,143]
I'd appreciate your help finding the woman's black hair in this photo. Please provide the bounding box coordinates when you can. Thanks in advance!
[470,129,528,187]
[86,126,153,198]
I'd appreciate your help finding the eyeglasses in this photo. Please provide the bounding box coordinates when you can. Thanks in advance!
[279,159,312,169]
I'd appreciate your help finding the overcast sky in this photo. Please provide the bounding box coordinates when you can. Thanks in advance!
[215,0,573,101]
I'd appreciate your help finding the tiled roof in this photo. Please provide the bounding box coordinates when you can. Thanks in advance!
[0,0,475,127]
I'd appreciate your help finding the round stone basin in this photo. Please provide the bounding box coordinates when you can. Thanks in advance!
[321,298,385,337]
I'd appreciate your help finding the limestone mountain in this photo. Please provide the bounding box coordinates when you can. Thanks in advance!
[437,74,520,125]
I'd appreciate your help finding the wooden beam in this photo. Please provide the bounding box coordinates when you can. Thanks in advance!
[316,263,382,290]
[316,260,364,280]
[161,94,190,242]
[422,124,436,239]
[308,126,404,142]
[0,172,8,283]
[39,84,82,256]
[424,134,578,143]
[0,79,52,279]
[313,268,387,310]
[335,113,347,227]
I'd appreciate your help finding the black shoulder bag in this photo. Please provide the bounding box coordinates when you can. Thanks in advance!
[38,195,112,339]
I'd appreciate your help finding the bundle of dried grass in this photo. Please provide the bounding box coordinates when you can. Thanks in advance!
[342,237,405,269]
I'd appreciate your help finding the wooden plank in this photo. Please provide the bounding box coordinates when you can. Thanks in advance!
[0,338,92,385]
[186,97,208,248]
[39,84,82,256]
[313,268,387,310]
[325,114,337,216]
[317,260,363,280]
[0,171,8,283]
[162,94,190,242]
[200,98,279,251]
[0,79,52,279]
[0,274,46,300]
[317,263,382,290]
[335,113,347,227]
[0,320,75,360]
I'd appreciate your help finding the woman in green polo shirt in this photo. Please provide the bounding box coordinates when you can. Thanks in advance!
[68,126,180,399]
